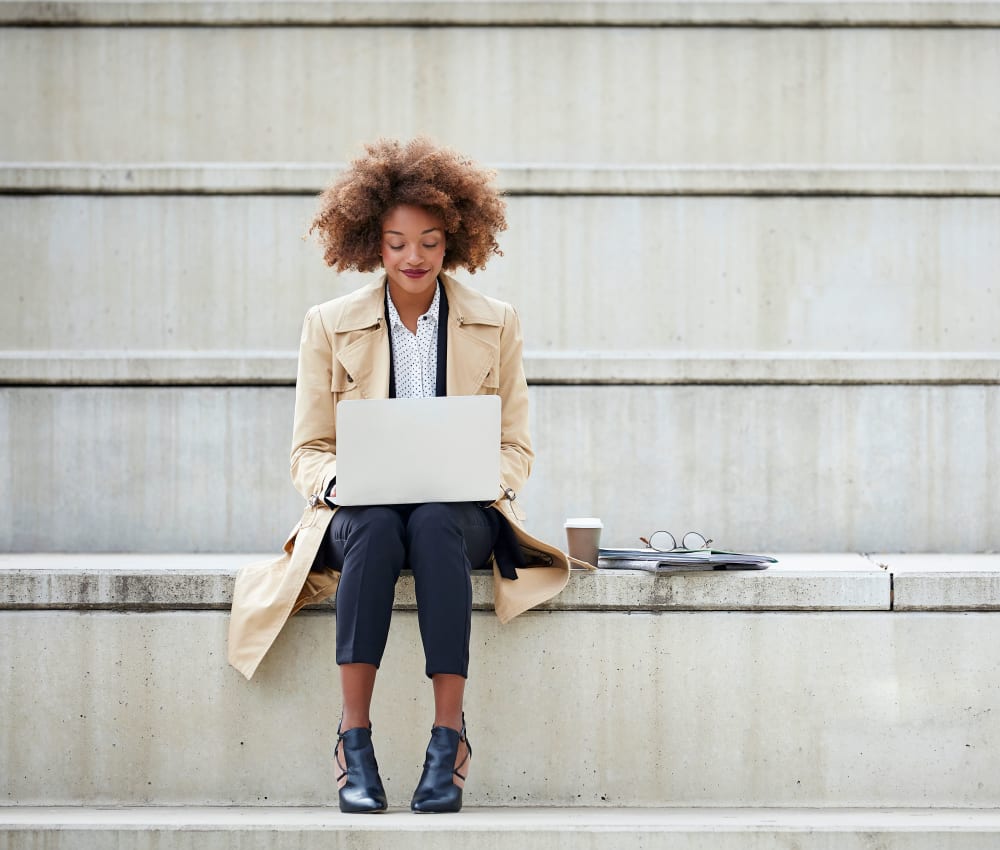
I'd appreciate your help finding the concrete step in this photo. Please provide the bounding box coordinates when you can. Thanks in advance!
[4,191,1000,353]
[3,806,1000,850]
[6,1,1000,26]
[5,553,992,612]
[5,352,1000,387]
[2,26,998,163]
[10,163,1000,195]
[2,555,999,807]
[2,383,998,551]
[0,552,895,611]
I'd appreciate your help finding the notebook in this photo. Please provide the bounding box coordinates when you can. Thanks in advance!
[332,395,501,506]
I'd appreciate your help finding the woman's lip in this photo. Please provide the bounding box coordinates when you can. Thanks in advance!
[402,269,428,278]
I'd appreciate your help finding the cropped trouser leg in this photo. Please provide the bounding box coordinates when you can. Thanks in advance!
[405,502,497,679]
[326,506,407,669]
[321,502,499,678]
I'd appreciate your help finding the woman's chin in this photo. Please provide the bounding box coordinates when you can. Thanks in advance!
[389,272,438,297]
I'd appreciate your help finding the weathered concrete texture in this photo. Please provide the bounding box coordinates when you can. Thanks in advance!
[0,352,300,386]
[5,195,1000,353]
[2,28,1000,163]
[0,386,303,552]
[0,553,890,611]
[1,610,999,806]
[2,384,997,552]
[6,0,1000,26]
[8,163,1000,196]
[873,553,1000,610]
[527,384,1000,553]
[3,808,1000,850]
[4,352,1000,387]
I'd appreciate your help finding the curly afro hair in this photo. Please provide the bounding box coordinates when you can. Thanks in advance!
[309,137,507,274]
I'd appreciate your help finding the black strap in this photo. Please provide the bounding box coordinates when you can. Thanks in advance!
[486,507,524,580]
[384,288,396,399]
[435,285,449,397]
[385,281,448,399]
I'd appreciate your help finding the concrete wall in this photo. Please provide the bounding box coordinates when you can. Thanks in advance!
[4,194,1000,353]
[2,384,998,552]
[3,606,999,807]
[2,4,998,556]
[3,27,1000,164]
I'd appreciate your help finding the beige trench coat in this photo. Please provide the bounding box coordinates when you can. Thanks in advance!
[228,274,580,679]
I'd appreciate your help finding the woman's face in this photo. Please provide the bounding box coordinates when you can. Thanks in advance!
[381,205,447,299]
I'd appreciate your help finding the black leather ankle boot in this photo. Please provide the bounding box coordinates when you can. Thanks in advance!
[410,719,471,813]
[335,724,388,813]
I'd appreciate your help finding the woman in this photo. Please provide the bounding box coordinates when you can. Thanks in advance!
[227,138,582,814]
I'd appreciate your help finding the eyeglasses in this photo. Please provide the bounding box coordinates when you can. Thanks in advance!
[639,531,714,552]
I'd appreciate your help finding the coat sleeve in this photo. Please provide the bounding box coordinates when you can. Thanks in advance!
[497,302,534,498]
[290,305,338,502]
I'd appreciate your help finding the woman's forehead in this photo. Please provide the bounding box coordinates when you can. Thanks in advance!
[382,204,444,234]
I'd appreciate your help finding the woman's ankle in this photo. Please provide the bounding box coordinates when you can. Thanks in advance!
[340,712,372,731]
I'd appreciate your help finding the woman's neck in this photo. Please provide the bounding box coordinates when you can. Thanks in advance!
[388,279,438,333]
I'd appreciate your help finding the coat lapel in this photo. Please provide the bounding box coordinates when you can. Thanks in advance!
[333,280,390,400]
[336,330,390,399]
[442,274,502,396]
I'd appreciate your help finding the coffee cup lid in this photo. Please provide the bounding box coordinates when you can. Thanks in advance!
[564,517,603,528]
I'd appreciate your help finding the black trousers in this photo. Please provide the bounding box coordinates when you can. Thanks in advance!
[316,502,500,679]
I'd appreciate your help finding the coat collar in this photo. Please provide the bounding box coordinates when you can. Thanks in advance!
[332,273,504,399]
[333,278,385,333]
[332,273,501,331]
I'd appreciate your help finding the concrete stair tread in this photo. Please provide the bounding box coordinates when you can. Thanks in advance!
[6,163,1000,196]
[4,805,1000,831]
[6,805,1000,850]
[7,808,1000,848]
[0,552,888,611]
[4,351,1000,385]
[3,553,999,611]
[4,0,1000,26]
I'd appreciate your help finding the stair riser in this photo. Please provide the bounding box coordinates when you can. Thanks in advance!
[3,28,999,163]
[2,610,998,807]
[5,195,1000,353]
[3,384,998,552]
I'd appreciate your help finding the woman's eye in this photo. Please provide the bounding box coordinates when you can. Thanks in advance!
[386,242,439,251]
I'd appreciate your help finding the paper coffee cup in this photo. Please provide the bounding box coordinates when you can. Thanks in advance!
[564,517,603,567]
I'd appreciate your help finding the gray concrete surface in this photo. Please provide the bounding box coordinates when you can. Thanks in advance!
[2,384,997,552]
[8,163,1000,196]
[3,807,1000,850]
[5,195,1000,353]
[2,4,997,835]
[2,609,999,806]
[6,0,1000,26]
[875,553,1000,610]
[4,352,1000,386]
[0,553,890,610]
[3,28,999,163]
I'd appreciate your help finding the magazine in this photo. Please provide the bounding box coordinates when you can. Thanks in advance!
[598,547,777,572]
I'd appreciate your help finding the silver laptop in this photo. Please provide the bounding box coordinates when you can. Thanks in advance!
[332,395,501,506]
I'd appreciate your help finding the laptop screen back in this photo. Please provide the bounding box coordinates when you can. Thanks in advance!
[333,395,501,506]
